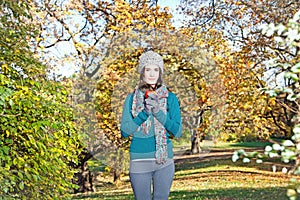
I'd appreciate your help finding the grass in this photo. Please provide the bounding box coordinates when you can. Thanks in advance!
[173,159,291,200]
[72,141,297,200]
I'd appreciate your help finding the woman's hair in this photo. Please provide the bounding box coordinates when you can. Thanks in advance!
[138,68,163,92]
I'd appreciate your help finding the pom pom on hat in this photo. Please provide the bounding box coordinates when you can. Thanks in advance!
[138,51,164,74]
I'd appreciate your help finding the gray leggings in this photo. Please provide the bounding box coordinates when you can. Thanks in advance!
[129,163,175,200]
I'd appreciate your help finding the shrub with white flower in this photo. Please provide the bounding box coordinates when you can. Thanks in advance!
[232,10,300,200]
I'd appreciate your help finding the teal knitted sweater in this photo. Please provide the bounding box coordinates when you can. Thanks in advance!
[120,91,182,160]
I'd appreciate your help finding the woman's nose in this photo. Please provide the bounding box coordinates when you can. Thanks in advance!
[150,70,154,76]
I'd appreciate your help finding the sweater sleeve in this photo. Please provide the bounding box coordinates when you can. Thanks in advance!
[120,93,149,138]
[153,92,182,138]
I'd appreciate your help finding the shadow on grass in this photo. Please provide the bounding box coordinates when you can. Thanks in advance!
[169,187,288,200]
[176,158,259,171]
[228,141,272,148]
[72,160,291,200]
[72,193,134,200]
[175,154,290,173]
[72,187,288,200]
[227,138,285,149]
[75,142,291,200]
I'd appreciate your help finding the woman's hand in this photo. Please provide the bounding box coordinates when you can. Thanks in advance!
[145,93,160,113]
[144,99,153,113]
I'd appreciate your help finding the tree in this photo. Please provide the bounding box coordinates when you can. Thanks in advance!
[217,53,276,142]
[29,0,179,188]
[28,0,233,189]
[0,1,81,199]
[233,10,300,200]
[178,0,300,141]
[94,24,223,170]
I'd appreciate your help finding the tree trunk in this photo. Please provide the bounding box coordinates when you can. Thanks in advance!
[113,169,121,182]
[189,108,205,154]
[71,150,94,193]
[113,148,125,182]
[191,130,204,154]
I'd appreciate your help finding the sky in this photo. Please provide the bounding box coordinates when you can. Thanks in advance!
[158,0,185,28]
[158,0,180,9]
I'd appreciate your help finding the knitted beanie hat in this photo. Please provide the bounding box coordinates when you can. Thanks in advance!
[138,51,164,74]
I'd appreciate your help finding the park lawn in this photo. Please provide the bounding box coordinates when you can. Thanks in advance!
[171,158,291,200]
[72,141,297,200]
[72,158,295,200]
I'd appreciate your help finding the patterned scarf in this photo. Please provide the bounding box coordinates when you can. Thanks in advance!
[131,85,169,164]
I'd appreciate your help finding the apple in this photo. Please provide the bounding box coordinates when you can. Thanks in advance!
[145,90,157,99]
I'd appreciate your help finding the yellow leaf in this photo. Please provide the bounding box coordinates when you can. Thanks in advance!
[6,130,10,137]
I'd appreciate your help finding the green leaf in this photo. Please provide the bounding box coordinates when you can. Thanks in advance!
[19,182,24,190]
[248,151,259,158]
[286,188,297,198]
[24,172,31,180]
[2,146,9,155]
[284,72,298,81]
[282,149,296,160]
[3,187,9,193]
[17,171,23,179]
[8,99,14,107]
[291,63,300,73]
[265,90,277,97]
[287,93,297,101]
[32,174,38,182]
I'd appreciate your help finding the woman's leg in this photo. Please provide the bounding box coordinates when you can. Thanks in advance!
[153,163,175,200]
[130,172,153,200]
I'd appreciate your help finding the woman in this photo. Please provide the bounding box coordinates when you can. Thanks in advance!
[120,50,182,200]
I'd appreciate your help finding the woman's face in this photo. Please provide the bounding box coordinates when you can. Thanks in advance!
[143,64,160,85]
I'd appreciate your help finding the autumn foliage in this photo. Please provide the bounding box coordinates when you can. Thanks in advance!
[1,0,300,198]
